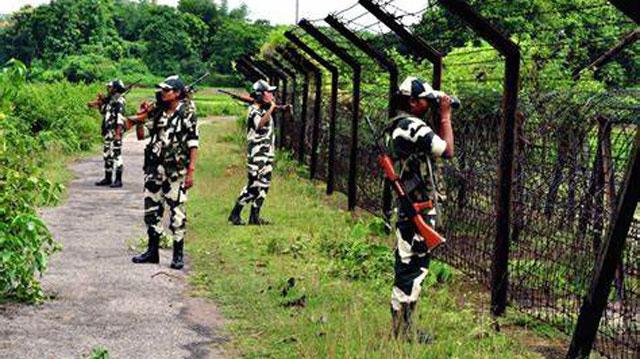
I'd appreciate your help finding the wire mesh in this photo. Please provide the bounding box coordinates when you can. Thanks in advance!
[261,0,640,357]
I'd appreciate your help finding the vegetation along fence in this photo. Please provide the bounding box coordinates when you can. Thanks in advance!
[233,0,639,358]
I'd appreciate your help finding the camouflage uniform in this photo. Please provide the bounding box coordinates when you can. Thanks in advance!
[142,100,199,246]
[228,79,278,225]
[101,95,126,177]
[235,105,275,209]
[387,76,451,341]
[389,112,446,313]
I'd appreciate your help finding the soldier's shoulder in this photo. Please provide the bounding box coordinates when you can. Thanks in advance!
[394,115,427,129]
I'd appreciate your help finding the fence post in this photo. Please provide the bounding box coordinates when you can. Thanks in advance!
[240,56,269,81]
[267,57,297,150]
[437,0,521,317]
[566,129,640,358]
[325,14,399,224]
[283,45,323,179]
[277,46,310,165]
[285,31,339,194]
[249,56,277,85]
[299,18,362,211]
[235,62,258,83]
[251,57,290,150]
[358,0,443,90]
[358,0,446,229]
[236,57,265,82]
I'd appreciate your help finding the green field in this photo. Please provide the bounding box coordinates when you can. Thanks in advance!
[184,117,561,358]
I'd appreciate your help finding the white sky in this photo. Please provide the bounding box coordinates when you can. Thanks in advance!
[0,0,425,26]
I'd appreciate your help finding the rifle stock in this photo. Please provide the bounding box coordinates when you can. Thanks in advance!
[367,117,446,252]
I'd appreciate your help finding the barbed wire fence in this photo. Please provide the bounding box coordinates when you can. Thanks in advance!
[233,0,639,357]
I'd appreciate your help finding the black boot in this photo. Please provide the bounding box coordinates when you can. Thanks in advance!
[95,170,112,186]
[248,206,271,225]
[110,168,123,188]
[227,203,246,225]
[170,240,184,270]
[132,234,160,264]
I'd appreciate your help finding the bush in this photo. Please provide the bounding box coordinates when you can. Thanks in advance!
[60,54,118,84]
[0,60,104,302]
[12,81,102,152]
[0,115,61,302]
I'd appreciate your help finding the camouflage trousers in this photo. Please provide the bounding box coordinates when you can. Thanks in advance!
[144,171,187,243]
[391,219,432,311]
[103,132,123,173]
[235,156,273,209]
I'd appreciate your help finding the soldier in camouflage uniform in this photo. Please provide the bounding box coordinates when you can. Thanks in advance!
[387,77,454,341]
[94,80,127,188]
[129,76,199,270]
[228,80,278,226]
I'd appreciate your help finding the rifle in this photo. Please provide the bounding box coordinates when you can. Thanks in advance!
[365,116,446,252]
[217,89,293,111]
[185,72,211,95]
[217,89,253,104]
[122,79,143,96]
[87,79,142,109]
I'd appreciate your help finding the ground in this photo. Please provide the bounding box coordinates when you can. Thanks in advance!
[0,99,569,358]
[0,122,226,359]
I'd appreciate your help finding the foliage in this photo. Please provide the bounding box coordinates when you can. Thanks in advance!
[12,81,102,153]
[0,0,273,84]
[0,59,106,302]
[209,17,272,73]
[87,346,109,359]
[0,60,63,302]
[416,0,638,87]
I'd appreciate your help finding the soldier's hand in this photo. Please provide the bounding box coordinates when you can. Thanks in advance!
[185,172,194,190]
[439,94,452,113]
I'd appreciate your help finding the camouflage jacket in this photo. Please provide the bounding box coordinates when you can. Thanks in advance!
[101,95,126,137]
[143,100,199,177]
[246,104,275,161]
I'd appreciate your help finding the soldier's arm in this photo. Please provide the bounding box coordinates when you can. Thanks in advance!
[437,96,454,159]
[257,102,276,129]
[185,111,199,189]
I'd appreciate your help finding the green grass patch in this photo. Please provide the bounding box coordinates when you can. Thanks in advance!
[186,119,550,358]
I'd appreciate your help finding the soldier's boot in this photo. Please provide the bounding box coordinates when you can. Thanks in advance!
[248,206,271,225]
[110,168,123,188]
[170,240,184,270]
[400,302,432,344]
[227,203,246,225]
[391,305,403,339]
[132,234,160,264]
[95,170,112,186]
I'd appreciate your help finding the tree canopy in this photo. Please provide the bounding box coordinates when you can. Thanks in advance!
[0,0,273,83]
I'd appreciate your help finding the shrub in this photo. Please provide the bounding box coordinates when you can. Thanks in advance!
[12,81,102,152]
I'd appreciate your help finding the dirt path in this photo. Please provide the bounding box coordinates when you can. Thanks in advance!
[0,118,227,359]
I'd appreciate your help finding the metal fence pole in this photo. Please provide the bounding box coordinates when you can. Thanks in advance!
[277,46,310,165]
[284,45,323,179]
[358,0,443,90]
[566,129,640,358]
[437,0,521,317]
[299,19,362,211]
[267,57,298,150]
[285,31,339,194]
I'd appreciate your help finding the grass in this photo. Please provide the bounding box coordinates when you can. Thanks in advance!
[185,118,556,358]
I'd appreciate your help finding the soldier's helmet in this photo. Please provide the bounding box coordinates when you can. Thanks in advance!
[251,79,277,101]
[107,79,126,94]
[398,76,436,100]
[156,75,186,93]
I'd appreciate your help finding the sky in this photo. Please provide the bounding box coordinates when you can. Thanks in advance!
[0,0,424,26]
